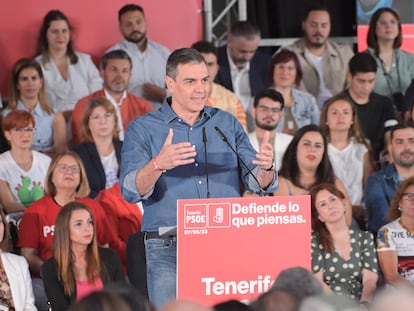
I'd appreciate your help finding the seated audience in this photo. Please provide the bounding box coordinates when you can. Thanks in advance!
[191,41,247,131]
[18,151,114,310]
[310,183,378,302]
[0,110,51,213]
[0,209,36,310]
[42,202,124,310]
[377,176,414,286]
[365,123,414,234]
[3,58,66,156]
[35,10,102,121]
[214,300,251,311]
[274,124,352,225]
[71,50,153,145]
[271,49,320,135]
[364,7,414,118]
[248,89,293,170]
[72,97,122,198]
[320,94,375,206]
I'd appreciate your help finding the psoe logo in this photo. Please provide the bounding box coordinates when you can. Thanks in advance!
[184,204,207,229]
[209,203,231,228]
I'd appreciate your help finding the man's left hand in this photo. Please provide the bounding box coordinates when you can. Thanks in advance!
[252,131,274,170]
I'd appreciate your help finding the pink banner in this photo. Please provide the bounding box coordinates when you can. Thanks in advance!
[177,195,311,306]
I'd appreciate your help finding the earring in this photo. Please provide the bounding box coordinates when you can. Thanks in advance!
[398,206,402,211]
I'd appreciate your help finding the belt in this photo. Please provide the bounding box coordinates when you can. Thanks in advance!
[144,231,177,241]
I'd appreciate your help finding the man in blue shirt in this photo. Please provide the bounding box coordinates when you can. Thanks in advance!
[120,48,277,307]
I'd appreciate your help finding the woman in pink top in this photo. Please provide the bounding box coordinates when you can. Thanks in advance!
[42,201,124,311]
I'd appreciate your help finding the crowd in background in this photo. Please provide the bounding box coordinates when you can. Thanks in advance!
[1,1,414,311]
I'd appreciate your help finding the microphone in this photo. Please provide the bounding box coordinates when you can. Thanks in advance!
[202,127,211,198]
[214,126,264,196]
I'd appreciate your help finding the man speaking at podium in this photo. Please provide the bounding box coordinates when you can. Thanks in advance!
[120,48,277,307]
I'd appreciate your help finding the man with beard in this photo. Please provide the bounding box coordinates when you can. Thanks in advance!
[215,21,271,131]
[108,4,170,109]
[71,49,153,145]
[248,89,293,171]
[285,5,354,109]
[365,123,414,234]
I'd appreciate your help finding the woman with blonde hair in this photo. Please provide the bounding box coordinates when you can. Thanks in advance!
[72,97,122,198]
[3,58,66,156]
[320,93,375,206]
[42,202,124,310]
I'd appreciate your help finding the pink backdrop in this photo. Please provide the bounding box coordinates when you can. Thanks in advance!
[0,0,203,96]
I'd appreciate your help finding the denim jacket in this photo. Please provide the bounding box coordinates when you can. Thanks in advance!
[276,88,320,133]
[364,164,399,234]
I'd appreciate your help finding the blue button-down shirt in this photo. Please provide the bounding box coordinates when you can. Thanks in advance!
[120,99,277,231]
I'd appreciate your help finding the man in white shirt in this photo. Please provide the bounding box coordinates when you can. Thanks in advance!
[285,4,354,109]
[248,89,293,171]
[108,4,170,109]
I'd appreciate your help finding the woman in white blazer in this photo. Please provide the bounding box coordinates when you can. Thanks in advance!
[0,210,36,310]
[35,10,102,122]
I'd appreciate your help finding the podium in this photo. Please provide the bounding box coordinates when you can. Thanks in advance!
[176,195,311,305]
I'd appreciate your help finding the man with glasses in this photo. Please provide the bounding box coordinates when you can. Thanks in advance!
[248,89,293,173]
[365,123,414,234]
[71,49,153,145]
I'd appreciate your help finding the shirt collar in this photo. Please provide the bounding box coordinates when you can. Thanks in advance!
[104,89,127,106]
[160,97,212,125]
[17,100,45,116]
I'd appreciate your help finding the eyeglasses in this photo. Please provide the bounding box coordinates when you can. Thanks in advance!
[402,193,414,201]
[13,127,35,133]
[89,113,114,121]
[56,164,80,174]
[256,106,282,114]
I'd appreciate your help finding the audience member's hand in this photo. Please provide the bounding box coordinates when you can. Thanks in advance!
[156,129,196,171]
[143,83,167,102]
[253,130,274,170]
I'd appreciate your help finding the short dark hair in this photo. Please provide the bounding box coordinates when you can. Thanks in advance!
[390,122,414,141]
[166,48,205,80]
[191,41,217,58]
[349,52,377,76]
[253,89,285,110]
[270,49,303,86]
[118,4,144,21]
[367,7,402,54]
[101,49,132,70]
[303,4,330,21]
[230,21,261,39]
